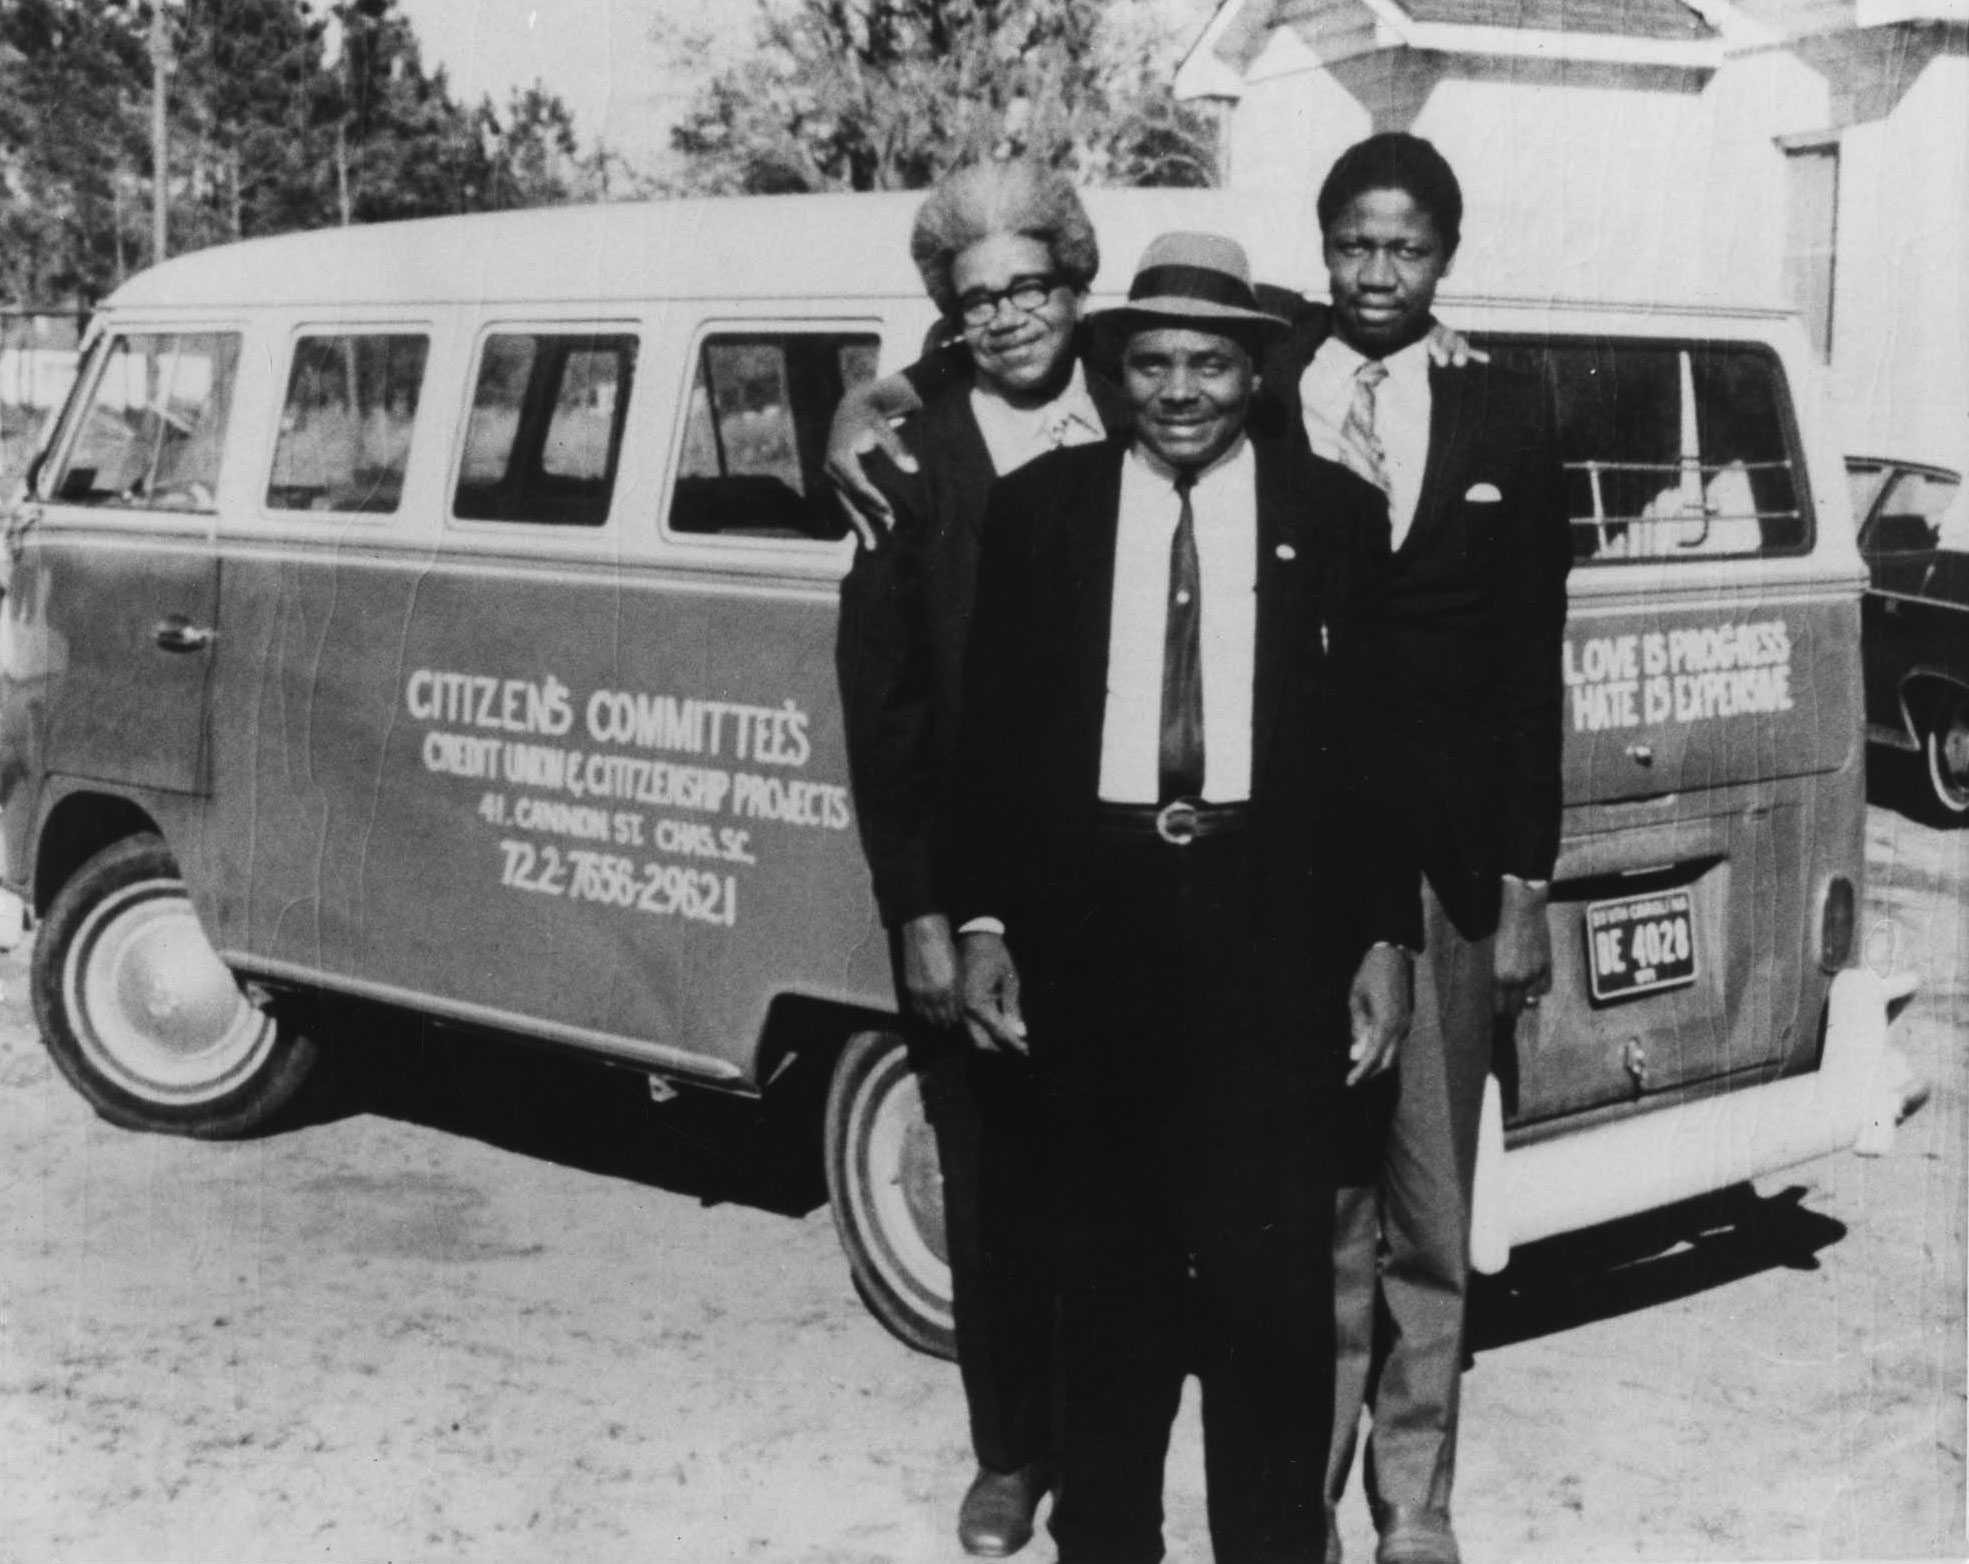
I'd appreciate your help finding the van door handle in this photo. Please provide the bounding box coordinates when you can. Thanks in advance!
[153,615,216,653]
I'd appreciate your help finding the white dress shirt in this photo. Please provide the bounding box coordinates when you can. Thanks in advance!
[970,360,1107,476]
[1300,335,1432,550]
[1097,439,1258,804]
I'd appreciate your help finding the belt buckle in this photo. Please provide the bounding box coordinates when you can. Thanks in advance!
[1155,799,1199,846]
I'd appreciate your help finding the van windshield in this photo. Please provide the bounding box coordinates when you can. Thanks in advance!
[45,331,240,514]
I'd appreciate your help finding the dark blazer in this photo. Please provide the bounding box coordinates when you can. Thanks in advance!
[835,371,1131,926]
[1262,304,1573,939]
[946,433,1422,978]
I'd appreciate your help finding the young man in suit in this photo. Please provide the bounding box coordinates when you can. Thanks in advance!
[1269,135,1572,1564]
[835,159,1129,1558]
[949,232,1420,1564]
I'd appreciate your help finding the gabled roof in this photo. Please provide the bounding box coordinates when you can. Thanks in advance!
[1176,0,1767,96]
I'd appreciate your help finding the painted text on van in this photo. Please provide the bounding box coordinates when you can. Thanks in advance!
[1564,618,1796,734]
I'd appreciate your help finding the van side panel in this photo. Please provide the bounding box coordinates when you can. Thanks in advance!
[204,544,891,1086]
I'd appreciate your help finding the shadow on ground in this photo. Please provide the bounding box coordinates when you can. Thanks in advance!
[280,998,832,1221]
[1469,1181,1846,1353]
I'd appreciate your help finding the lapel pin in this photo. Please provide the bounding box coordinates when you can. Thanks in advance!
[1275,542,1297,561]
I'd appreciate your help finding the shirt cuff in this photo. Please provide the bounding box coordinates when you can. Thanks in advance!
[1368,939,1417,959]
[1502,875,1550,893]
[958,917,1006,937]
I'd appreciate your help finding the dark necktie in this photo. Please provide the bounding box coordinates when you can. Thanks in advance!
[1158,469,1204,802]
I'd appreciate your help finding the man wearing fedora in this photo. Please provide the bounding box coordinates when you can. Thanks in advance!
[947,231,1420,1564]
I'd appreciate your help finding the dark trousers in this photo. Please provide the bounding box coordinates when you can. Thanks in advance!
[1327,880,1495,1523]
[908,1025,1052,1474]
[1023,829,1341,1564]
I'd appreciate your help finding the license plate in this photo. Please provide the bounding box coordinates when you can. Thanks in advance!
[1584,889,1697,1002]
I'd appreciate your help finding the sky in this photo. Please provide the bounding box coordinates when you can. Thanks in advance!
[389,0,1218,182]
[391,0,744,172]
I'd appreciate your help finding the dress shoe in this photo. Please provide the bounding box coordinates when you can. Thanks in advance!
[1374,1506,1461,1564]
[957,1463,1049,1558]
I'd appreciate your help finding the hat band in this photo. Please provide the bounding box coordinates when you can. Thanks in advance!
[1128,263,1261,314]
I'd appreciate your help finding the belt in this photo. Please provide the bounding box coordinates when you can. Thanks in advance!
[1093,798,1251,846]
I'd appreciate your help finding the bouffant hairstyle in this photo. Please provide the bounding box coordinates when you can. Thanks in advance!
[1316,133,1464,259]
[909,159,1101,321]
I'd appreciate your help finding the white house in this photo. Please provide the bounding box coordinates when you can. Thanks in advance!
[1175,0,1968,461]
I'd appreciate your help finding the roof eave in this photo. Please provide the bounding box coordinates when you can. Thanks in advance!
[1396,20,1726,68]
[1174,0,1739,98]
[1173,0,1266,101]
[1854,0,1969,22]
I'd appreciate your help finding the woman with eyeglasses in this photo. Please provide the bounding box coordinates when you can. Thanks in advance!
[833,158,1128,1559]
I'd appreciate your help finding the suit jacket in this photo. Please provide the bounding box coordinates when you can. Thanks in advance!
[1263,306,1573,939]
[835,371,1131,926]
[946,433,1422,980]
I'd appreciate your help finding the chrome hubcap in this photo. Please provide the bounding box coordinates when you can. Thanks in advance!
[852,1050,952,1329]
[66,880,276,1105]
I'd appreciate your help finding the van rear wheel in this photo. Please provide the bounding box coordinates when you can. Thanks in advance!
[823,1029,956,1359]
[31,834,317,1137]
[1921,690,1969,820]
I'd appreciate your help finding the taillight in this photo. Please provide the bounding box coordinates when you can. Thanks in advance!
[1820,875,1855,973]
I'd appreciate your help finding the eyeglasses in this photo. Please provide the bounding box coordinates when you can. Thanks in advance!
[955,274,1063,328]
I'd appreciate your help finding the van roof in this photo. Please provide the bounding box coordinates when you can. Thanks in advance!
[104,189,1790,320]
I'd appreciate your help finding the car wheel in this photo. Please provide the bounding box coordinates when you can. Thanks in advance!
[30,833,317,1137]
[1920,689,1969,821]
[823,1029,956,1359]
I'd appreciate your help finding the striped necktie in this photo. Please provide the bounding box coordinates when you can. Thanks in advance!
[1336,358,1391,496]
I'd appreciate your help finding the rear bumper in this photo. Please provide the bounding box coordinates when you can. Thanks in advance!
[1470,968,1916,1274]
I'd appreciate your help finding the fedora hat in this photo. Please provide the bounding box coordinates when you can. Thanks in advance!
[1104,231,1288,332]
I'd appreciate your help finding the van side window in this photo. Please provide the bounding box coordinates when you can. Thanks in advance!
[454,332,637,526]
[267,333,429,514]
[1491,339,1807,564]
[47,332,239,512]
[669,332,879,542]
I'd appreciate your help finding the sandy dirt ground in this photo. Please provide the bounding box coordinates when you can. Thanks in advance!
[0,798,1962,1564]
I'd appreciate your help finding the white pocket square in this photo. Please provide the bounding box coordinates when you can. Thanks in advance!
[1464,482,1503,503]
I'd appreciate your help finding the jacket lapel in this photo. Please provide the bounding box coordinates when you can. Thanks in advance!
[1251,437,1302,784]
[1406,361,1481,554]
[933,392,998,538]
[1070,443,1127,798]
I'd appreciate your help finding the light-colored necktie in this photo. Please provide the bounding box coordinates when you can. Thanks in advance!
[1336,359,1391,496]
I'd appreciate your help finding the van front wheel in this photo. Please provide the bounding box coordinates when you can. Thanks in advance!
[31,834,317,1137]
[823,1029,956,1360]
[1921,690,1969,820]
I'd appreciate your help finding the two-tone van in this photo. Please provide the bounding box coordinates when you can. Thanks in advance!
[0,191,1919,1355]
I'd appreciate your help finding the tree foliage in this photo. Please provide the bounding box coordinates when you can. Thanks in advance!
[668,0,1217,195]
[0,0,150,301]
[0,0,634,307]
